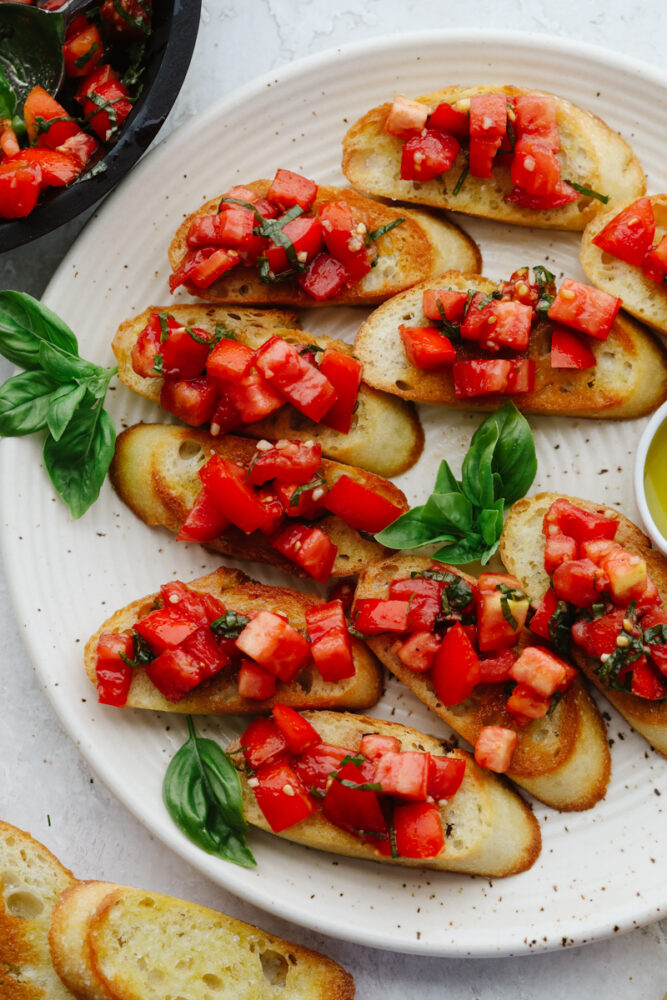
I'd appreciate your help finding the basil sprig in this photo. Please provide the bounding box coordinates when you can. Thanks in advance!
[163,716,256,868]
[565,180,609,204]
[375,402,537,565]
[0,292,117,518]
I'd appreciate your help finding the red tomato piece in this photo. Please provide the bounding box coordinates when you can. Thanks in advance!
[24,86,81,148]
[254,336,338,422]
[552,558,609,607]
[100,0,151,38]
[528,588,559,641]
[385,94,429,138]
[317,349,363,434]
[327,579,355,616]
[399,325,456,370]
[547,278,621,341]
[468,135,502,177]
[478,648,517,683]
[205,338,254,382]
[241,718,288,770]
[461,298,532,352]
[474,727,517,773]
[513,94,559,151]
[550,324,597,369]
[83,79,132,142]
[271,704,322,754]
[323,474,403,533]
[265,215,324,274]
[159,317,212,380]
[397,631,441,673]
[266,168,317,211]
[237,660,277,700]
[603,549,648,605]
[469,94,507,141]
[95,634,134,707]
[592,196,656,267]
[431,622,481,706]
[505,179,580,210]
[506,683,551,725]
[319,201,375,284]
[427,101,469,137]
[631,658,667,700]
[246,440,322,487]
[133,607,200,653]
[393,801,444,859]
[170,247,241,293]
[75,63,118,102]
[298,252,349,301]
[510,137,561,196]
[453,359,534,398]
[353,598,410,636]
[253,759,315,833]
[400,129,460,181]
[422,288,469,322]
[271,524,338,583]
[0,161,42,218]
[359,734,402,760]
[180,626,230,681]
[11,148,81,188]
[209,391,243,436]
[160,376,219,426]
[198,453,271,534]
[509,646,568,698]
[158,581,222,626]
[254,486,285,537]
[144,647,203,702]
[294,743,349,795]
[130,313,165,378]
[305,601,355,681]
[227,372,284,423]
[55,131,99,169]
[543,498,618,542]
[427,755,466,800]
[475,574,529,651]
[235,610,310,683]
[389,577,446,631]
[642,235,667,284]
[273,480,327,519]
[63,24,104,78]
[323,759,388,836]
[188,208,262,254]
[544,532,578,574]
[374,751,430,801]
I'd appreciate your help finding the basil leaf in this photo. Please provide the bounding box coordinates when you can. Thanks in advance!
[564,180,609,204]
[38,340,100,383]
[479,539,501,566]
[0,291,79,370]
[375,505,456,549]
[367,217,405,242]
[163,718,255,868]
[461,419,499,509]
[423,492,473,532]
[210,610,250,640]
[46,382,87,441]
[548,599,577,656]
[433,534,487,566]
[478,501,504,547]
[43,400,115,519]
[433,459,461,495]
[0,370,59,436]
[0,66,16,120]
[485,401,537,506]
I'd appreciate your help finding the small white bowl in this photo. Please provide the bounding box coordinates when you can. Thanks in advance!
[634,399,667,556]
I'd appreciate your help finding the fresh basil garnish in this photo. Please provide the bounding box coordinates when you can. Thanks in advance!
[452,160,469,197]
[564,180,609,204]
[367,217,405,243]
[289,474,325,508]
[209,610,250,640]
[548,599,577,656]
[533,265,556,313]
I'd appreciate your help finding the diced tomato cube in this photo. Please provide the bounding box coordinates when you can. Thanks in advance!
[323,759,388,836]
[506,684,551,725]
[254,336,338,422]
[478,648,517,683]
[159,581,221,626]
[265,215,324,274]
[144,647,202,702]
[453,359,535,398]
[476,574,529,651]
[461,298,532,352]
[271,524,338,583]
[528,588,559,641]
[272,704,322,754]
[603,549,648,605]
[266,168,317,211]
[550,325,596,369]
[24,86,80,148]
[642,235,667,284]
[422,288,469,322]
[511,136,561,196]
[11,148,82,188]
[319,201,375,284]
[235,610,310,682]
[169,247,240,293]
[397,631,441,673]
[552,558,608,607]
[75,63,118,102]
[385,93,429,138]
[298,252,349,301]
[399,325,456,370]
[318,349,363,434]
[209,391,243,436]
[427,101,469,137]
[544,533,578,574]
[427,755,466,800]
[294,743,349,795]
[374,751,430,801]
[469,94,507,141]
[324,474,403,533]
[132,607,197,654]
[400,129,460,182]
[509,646,567,698]
[227,372,284,423]
[274,480,327,520]
[198,454,272,535]
[393,801,444,859]
[63,23,104,77]
[592,197,655,267]
[0,161,42,219]
[83,79,132,142]
[180,626,230,681]
[358,734,401,760]
[431,622,481,706]
[95,634,134,707]
[547,278,621,341]
[236,660,276,700]
[188,207,260,251]
[328,578,356,616]
[155,315,212,380]
[241,717,288,770]
[160,376,220,427]
[505,180,579,210]
[55,131,99,169]
[474,726,517,773]
[253,759,315,832]
[305,601,355,681]
[389,577,448,631]
[468,135,502,177]
[543,498,618,542]
[353,598,410,636]
[631,658,667,700]
[513,94,559,151]
[246,440,322,487]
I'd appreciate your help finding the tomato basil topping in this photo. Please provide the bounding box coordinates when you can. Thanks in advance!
[238,705,466,859]
[131,314,364,436]
[94,581,357,707]
[352,567,577,772]
[529,498,667,700]
[592,196,667,285]
[398,266,622,397]
[385,91,607,211]
[170,168,405,299]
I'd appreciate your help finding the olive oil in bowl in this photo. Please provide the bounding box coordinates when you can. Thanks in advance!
[643,417,667,543]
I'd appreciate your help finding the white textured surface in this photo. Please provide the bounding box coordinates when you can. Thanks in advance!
[2,2,667,995]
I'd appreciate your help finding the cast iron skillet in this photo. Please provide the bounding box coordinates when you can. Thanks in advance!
[0,0,201,252]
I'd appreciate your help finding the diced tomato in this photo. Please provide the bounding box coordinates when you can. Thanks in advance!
[462,298,533,352]
[294,743,349,795]
[227,372,284,423]
[144,647,202,702]
[130,314,163,378]
[158,582,221,626]
[547,278,621,341]
[324,475,403,533]
[75,63,118,102]
[24,86,81,148]
[241,717,288,770]
[431,622,481,705]
[453,359,535,397]
[235,609,310,683]
[133,606,199,653]
[10,148,81,188]
[550,325,596,369]
[198,454,271,534]
[511,136,561,196]
[273,480,326,520]
[0,161,42,219]
[592,197,655,267]
[63,24,104,77]
[319,201,375,284]
[100,0,151,38]
[95,634,134,707]
[83,79,132,142]
[323,759,388,836]
[359,734,401,760]
[543,498,618,542]
[254,336,338,422]
[254,486,285,536]
[528,588,559,641]
[474,726,517,773]
[205,338,253,381]
[271,524,338,583]
[509,646,567,698]
[160,376,219,427]
[389,577,445,632]
[326,580,355,618]
[642,235,667,284]
[393,801,444,859]
[469,135,502,177]
[427,755,465,800]
[552,558,609,607]
[422,288,469,323]
[385,94,429,138]
[476,574,529,652]
[603,549,648,605]
[236,660,276,700]
[353,598,409,636]
[266,168,317,211]
[478,648,517,683]
[513,94,559,151]
[180,626,230,681]
[427,101,469,137]
[400,129,460,182]
[544,533,578,574]
[469,94,507,141]
[399,325,456,370]
[631,657,667,699]
[506,683,551,724]
[298,252,349,301]
[374,751,430,801]
[305,601,355,681]
[253,758,315,833]
[170,247,240,293]
[265,215,324,274]
[55,131,99,169]
[246,440,322,487]
[188,208,261,253]
[209,391,242,436]
[571,609,626,660]
[158,316,212,379]
[272,704,322,754]
[397,631,441,673]
[505,180,580,210]
[317,349,363,434]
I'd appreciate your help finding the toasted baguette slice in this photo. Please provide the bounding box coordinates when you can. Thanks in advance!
[502,492,667,756]
[353,270,667,418]
[580,194,667,336]
[229,710,541,876]
[353,556,610,811]
[110,424,407,579]
[112,304,424,478]
[0,820,77,1000]
[168,181,481,306]
[50,882,354,1000]
[83,566,382,713]
[342,85,644,231]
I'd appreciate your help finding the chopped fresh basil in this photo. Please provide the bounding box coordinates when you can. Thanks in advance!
[256,205,306,274]
[299,343,324,358]
[74,42,100,71]
[338,754,365,768]
[112,0,150,33]
[157,312,170,342]
[462,288,475,320]
[643,624,667,646]
[476,291,502,310]
[496,583,527,630]
[565,180,609,204]
[435,300,461,340]
[214,324,237,342]
[367,217,405,243]
[186,325,213,346]
[533,265,556,313]
[289,474,326,508]
[217,195,264,222]
[152,353,163,374]
[209,610,250,640]
[348,624,364,639]
[548,599,576,656]
[452,161,469,197]
[336,778,383,792]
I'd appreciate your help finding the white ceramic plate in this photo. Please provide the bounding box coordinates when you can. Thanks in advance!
[2,30,667,958]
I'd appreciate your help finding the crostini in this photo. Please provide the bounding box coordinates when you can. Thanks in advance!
[109,424,408,581]
[167,169,481,304]
[342,85,644,230]
[352,554,611,811]
[228,709,541,876]
[84,566,382,712]
[580,194,667,336]
[502,493,667,756]
[352,267,667,418]
[112,303,424,479]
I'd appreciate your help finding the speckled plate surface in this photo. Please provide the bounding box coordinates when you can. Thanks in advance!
[1,30,666,957]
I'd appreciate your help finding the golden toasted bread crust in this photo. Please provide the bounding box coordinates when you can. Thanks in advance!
[168,181,480,305]
[83,566,382,713]
[502,492,667,755]
[49,882,115,1000]
[342,85,645,231]
[353,555,610,810]
[112,304,424,479]
[228,710,541,876]
[353,271,667,418]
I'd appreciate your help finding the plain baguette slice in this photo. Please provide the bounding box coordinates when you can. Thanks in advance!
[353,555,610,811]
[112,304,424,478]
[353,270,667,418]
[0,820,77,1000]
[580,194,667,336]
[168,181,481,305]
[342,85,644,231]
[110,423,408,580]
[83,566,382,713]
[502,492,667,756]
[228,710,541,876]
[49,882,116,1000]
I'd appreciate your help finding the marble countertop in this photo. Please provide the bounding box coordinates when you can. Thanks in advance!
[2,1,667,996]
